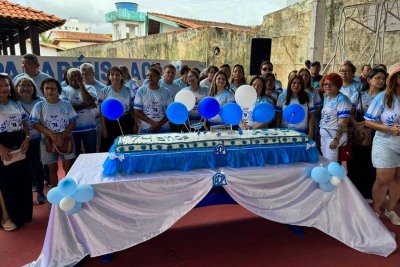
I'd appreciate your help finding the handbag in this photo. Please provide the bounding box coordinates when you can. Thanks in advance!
[2,149,26,166]
[45,135,74,154]
[40,102,73,155]
[338,141,353,161]
[348,92,373,147]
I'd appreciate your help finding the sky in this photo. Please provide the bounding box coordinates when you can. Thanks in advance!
[10,0,288,33]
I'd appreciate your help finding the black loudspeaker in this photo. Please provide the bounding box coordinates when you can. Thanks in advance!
[249,38,272,75]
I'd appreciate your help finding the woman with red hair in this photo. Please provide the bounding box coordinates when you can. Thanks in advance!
[319,73,352,162]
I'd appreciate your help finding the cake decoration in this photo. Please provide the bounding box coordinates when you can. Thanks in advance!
[102,129,320,175]
[213,171,227,186]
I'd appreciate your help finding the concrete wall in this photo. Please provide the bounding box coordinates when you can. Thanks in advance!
[59,0,400,87]
[323,0,400,73]
[59,26,257,78]
[257,0,313,87]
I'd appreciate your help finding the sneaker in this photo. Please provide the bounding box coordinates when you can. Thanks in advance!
[37,193,47,205]
[1,218,17,231]
[32,186,38,192]
[365,198,373,204]
[385,209,400,226]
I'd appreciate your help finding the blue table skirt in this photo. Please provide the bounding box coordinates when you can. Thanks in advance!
[103,143,320,175]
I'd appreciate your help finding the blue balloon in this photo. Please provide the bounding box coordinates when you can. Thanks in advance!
[283,104,305,124]
[72,184,95,203]
[311,166,330,184]
[166,102,188,124]
[220,103,243,125]
[252,103,275,123]
[101,98,124,120]
[67,201,82,215]
[319,181,336,192]
[198,97,220,119]
[47,188,64,205]
[58,177,78,197]
[327,162,346,180]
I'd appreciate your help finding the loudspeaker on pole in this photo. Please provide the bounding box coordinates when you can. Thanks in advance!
[249,38,272,76]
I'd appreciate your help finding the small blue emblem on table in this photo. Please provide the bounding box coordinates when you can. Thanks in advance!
[213,171,227,186]
[214,144,226,155]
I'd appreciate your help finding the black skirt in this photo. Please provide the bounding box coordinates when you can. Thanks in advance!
[100,112,134,152]
[0,131,33,227]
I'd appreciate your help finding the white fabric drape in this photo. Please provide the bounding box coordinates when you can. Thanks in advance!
[26,154,397,267]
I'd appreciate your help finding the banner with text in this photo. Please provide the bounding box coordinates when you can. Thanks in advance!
[0,55,205,86]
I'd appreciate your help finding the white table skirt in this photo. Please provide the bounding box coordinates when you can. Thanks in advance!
[26,153,397,267]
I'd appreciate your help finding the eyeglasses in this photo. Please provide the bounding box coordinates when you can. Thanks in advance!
[339,70,351,74]
[322,83,335,88]
[44,87,58,91]
[188,76,197,80]
[18,84,33,88]
[397,73,400,78]
[372,76,386,81]
[262,67,273,72]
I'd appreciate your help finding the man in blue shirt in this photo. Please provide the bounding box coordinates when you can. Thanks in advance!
[13,53,52,97]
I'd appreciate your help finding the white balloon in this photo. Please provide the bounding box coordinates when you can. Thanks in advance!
[330,176,341,186]
[175,90,196,111]
[235,85,257,108]
[59,197,76,212]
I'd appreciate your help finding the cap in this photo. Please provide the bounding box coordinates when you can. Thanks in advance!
[387,62,400,87]
[311,61,321,67]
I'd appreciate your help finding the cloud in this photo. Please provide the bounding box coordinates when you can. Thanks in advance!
[10,0,287,33]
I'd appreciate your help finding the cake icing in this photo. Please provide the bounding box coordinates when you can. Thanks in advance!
[103,128,320,175]
[115,129,310,153]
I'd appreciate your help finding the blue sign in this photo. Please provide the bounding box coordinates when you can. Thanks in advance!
[212,171,227,186]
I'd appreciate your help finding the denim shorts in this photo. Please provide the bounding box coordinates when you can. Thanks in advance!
[40,136,76,165]
[371,131,400,168]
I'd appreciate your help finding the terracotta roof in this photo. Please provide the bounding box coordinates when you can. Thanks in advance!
[0,0,65,37]
[148,12,255,32]
[50,30,112,43]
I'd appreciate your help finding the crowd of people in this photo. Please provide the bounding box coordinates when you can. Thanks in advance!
[0,53,399,232]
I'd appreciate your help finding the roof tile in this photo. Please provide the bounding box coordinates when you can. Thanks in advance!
[51,30,112,43]
[0,0,64,23]
[148,12,255,32]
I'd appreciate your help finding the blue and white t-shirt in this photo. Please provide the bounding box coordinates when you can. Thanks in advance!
[160,80,181,100]
[340,81,363,99]
[183,86,210,125]
[306,88,322,108]
[208,89,235,125]
[134,85,172,133]
[30,100,78,134]
[276,92,315,132]
[98,85,134,114]
[61,85,97,133]
[365,91,400,128]
[350,90,379,116]
[86,80,106,120]
[19,98,43,140]
[320,93,352,130]
[13,72,52,97]
[174,78,187,89]
[0,100,27,133]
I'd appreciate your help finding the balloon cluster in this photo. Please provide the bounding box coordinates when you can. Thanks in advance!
[167,85,276,126]
[47,177,95,214]
[311,162,347,192]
